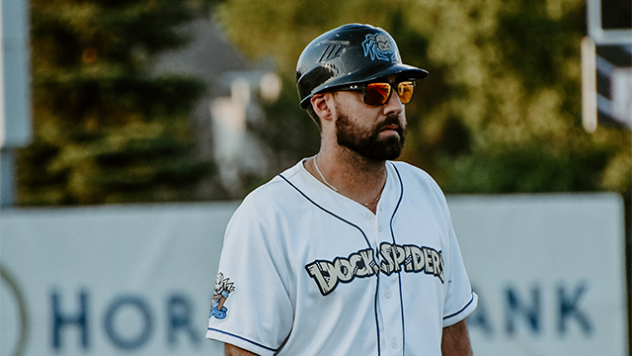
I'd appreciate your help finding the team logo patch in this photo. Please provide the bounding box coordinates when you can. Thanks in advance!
[305,243,444,296]
[362,33,397,61]
[209,272,235,319]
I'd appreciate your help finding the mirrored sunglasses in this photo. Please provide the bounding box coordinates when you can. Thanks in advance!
[336,81,416,106]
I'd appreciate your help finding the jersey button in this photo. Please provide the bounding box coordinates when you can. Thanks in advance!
[384,289,391,298]
[363,211,372,219]
[391,340,399,349]
[378,225,383,232]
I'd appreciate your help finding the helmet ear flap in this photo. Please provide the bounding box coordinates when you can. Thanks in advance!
[296,24,428,109]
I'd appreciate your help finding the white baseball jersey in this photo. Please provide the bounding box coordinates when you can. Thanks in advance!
[206,159,477,356]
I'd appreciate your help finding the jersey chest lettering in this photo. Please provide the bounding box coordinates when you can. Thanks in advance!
[305,243,444,296]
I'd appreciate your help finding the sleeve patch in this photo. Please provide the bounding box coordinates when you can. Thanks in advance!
[209,272,236,319]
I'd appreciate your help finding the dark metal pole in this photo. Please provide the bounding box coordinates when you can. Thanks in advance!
[0,148,15,207]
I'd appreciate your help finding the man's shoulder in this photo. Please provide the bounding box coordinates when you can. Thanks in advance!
[242,176,291,205]
[389,160,437,185]
[238,161,306,209]
[227,162,312,234]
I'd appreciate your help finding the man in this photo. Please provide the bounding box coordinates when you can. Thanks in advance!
[206,24,477,356]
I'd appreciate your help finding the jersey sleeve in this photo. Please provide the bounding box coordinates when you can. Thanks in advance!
[206,194,294,356]
[421,172,478,327]
[441,220,478,327]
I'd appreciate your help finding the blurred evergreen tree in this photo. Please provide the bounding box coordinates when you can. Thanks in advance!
[18,0,219,205]
[216,0,631,200]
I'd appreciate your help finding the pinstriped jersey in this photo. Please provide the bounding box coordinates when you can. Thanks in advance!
[206,159,477,356]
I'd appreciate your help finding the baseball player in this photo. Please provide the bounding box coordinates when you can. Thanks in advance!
[206,23,478,356]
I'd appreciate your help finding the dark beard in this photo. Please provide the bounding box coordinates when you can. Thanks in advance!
[336,113,405,161]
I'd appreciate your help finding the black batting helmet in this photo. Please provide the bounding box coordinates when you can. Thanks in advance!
[296,23,428,109]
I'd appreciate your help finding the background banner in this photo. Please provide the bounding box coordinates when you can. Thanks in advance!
[1,203,238,356]
[0,194,627,355]
[449,193,627,356]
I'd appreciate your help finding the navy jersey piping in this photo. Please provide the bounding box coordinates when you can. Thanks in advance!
[279,174,373,248]
[208,328,277,352]
[388,162,406,355]
[278,173,382,355]
[443,292,476,320]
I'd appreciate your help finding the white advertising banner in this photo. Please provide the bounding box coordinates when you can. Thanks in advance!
[0,194,627,355]
[449,193,627,356]
[1,203,239,356]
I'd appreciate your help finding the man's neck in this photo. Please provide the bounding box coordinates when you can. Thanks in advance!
[306,147,387,213]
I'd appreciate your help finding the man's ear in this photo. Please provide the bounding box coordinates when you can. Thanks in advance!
[311,93,334,122]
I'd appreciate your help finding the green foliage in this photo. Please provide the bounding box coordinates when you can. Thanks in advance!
[216,0,631,197]
[19,0,219,205]
[249,76,321,173]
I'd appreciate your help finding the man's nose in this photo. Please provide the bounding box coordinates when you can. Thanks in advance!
[382,88,404,117]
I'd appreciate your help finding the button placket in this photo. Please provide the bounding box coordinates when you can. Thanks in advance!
[376,202,405,356]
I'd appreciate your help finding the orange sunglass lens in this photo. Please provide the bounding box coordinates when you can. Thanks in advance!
[365,83,391,105]
[397,82,415,104]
